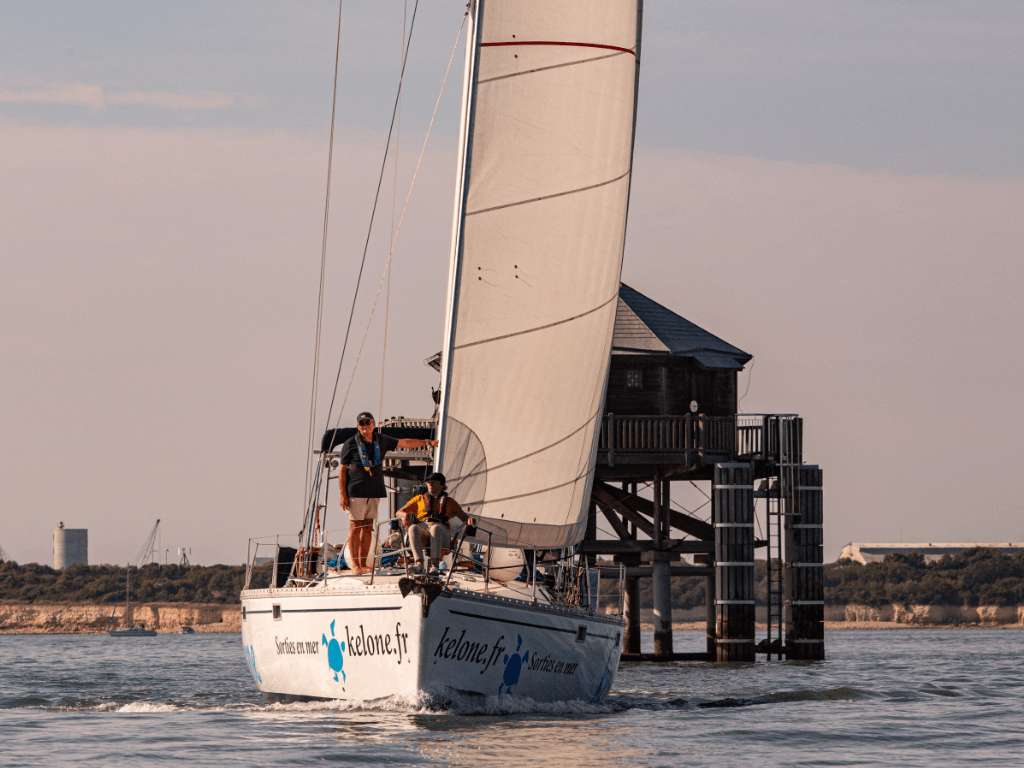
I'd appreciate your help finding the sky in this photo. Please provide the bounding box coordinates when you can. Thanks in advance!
[2,2,1022,566]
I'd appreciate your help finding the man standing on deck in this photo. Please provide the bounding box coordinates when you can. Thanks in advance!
[339,412,436,574]
[398,472,475,575]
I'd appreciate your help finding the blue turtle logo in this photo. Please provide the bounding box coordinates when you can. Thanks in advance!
[244,644,262,685]
[499,634,529,694]
[322,619,346,683]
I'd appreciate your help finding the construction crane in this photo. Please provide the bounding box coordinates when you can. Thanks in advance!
[0,542,8,563]
[132,519,161,567]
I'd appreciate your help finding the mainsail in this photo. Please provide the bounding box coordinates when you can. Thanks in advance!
[437,0,642,549]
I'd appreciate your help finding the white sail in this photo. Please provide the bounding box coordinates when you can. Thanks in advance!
[438,0,641,548]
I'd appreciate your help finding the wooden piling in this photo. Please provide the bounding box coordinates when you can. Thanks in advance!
[623,576,641,654]
[620,480,642,655]
[714,462,755,662]
[652,559,673,656]
[651,469,673,657]
[694,552,716,658]
[706,566,716,658]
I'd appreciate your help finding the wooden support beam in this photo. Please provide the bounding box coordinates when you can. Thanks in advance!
[596,565,713,578]
[596,452,725,466]
[580,540,714,554]
[591,485,655,538]
[593,482,715,541]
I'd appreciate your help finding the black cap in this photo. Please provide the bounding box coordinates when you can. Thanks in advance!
[426,472,446,485]
[356,411,374,424]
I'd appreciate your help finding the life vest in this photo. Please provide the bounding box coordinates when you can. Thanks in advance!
[355,433,381,476]
[410,493,452,525]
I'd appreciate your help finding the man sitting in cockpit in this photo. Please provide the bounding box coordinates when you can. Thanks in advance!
[397,472,475,576]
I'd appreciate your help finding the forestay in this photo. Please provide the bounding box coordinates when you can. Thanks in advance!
[438,0,641,548]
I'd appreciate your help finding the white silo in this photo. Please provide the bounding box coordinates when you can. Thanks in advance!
[54,522,88,569]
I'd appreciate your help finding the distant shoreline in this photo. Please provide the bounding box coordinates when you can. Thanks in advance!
[0,602,240,635]
[2,602,1021,635]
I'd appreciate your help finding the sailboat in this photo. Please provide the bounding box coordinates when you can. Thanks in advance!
[108,563,157,637]
[241,0,641,703]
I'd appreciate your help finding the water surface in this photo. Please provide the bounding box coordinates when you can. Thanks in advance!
[2,629,1021,766]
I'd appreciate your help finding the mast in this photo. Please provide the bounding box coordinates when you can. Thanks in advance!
[436,0,483,466]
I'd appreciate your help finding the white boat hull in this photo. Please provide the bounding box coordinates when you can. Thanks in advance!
[241,579,624,703]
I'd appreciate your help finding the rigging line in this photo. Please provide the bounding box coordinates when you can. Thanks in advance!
[453,293,616,351]
[478,50,627,85]
[322,0,421,435]
[332,10,468,430]
[672,497,710,520]
[737,355,755,413]
[304,0,345,510]
[666,494,700,516]
[382,0,408,419]
[300,462,325,543]
[465,168,630,217]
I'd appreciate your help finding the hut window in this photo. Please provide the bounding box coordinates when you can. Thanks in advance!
[625,368,643,389]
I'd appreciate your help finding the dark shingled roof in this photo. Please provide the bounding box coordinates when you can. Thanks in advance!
[613,283,751,370]
[426,283,751,372]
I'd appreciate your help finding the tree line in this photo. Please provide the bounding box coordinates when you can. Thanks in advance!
[616,547,1024,609]
[3,547,1022,607]
[0,561,273,604]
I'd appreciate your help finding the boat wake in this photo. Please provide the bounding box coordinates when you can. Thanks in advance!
[18,684,874,715]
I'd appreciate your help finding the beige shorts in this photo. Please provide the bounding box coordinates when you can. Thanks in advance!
[347,497,380,522]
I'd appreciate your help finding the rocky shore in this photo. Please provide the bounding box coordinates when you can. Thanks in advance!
[0,603,241,634]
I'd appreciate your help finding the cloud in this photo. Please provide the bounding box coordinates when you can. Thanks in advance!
[0,81,238,111]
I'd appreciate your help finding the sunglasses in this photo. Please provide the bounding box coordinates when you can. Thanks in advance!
[358,419,373,426]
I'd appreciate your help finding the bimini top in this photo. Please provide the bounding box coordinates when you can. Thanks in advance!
[613,283,752,370]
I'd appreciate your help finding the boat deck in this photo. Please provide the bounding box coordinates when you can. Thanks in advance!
[243,567,626,627]
[293,567,550,603]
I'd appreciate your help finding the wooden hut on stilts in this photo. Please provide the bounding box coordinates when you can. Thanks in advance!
[585,284,824,661]
[378,283,824,662]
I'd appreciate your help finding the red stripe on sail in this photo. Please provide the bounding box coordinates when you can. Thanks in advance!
[481,40,636,56]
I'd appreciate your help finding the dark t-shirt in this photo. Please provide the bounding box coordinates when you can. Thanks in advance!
[339,433,399,498]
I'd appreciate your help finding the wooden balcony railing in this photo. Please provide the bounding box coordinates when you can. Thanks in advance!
[736,415,802,463]
[598,414,802,466]
[598,414,734,466]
